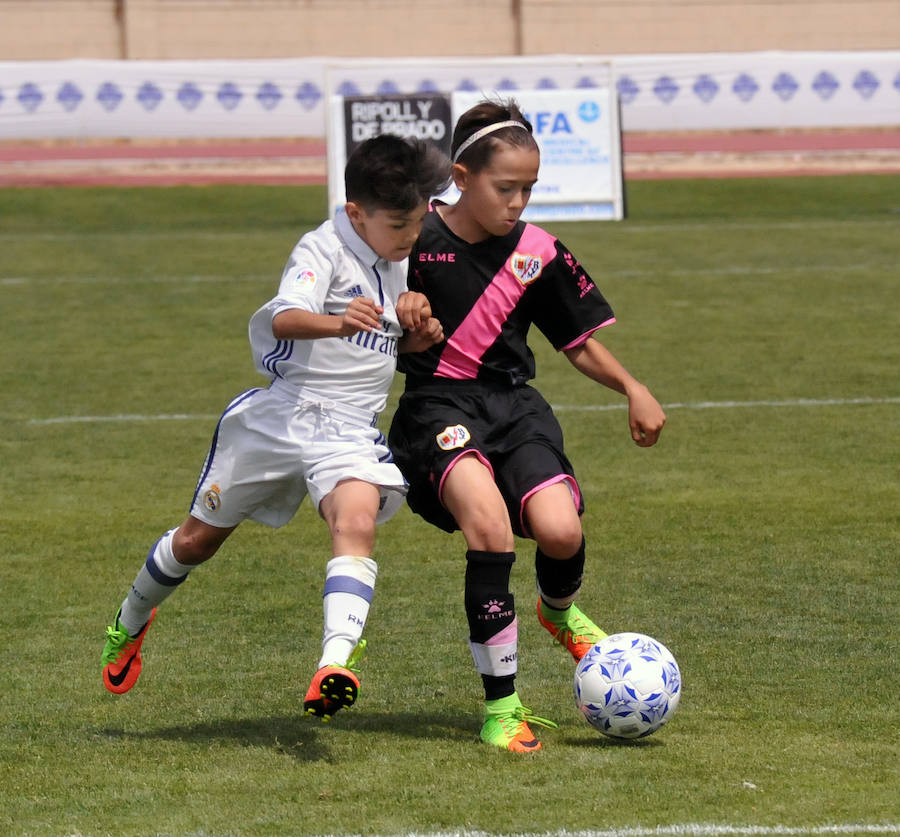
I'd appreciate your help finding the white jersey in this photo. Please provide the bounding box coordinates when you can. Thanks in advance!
[249,207,407,415]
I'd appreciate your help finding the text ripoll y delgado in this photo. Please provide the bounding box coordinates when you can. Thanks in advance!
[349,99,448,143]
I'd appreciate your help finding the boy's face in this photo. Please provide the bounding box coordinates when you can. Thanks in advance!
[346,201,429,262]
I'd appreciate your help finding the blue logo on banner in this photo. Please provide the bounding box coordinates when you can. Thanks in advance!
[617,75,640,104]
[295,81,322,109]
[256,82,282,110]
[732,73,759,102]
[578,100,600,122]
[653,75,679,104]
[772,72,799,101]
[812,71,839,100]
[693,74,719,103]
[853,70,879,99]
[457,78,479,91]
[537,77,558,89]
[57,82,83,112]
[527,111,573,134]
[376,80,400,94]
[894,71,900,93]
[417,79,440,93]
[576,76,598,89]
[217,82,243,110]
[496,78,518,91]
[137,81,163,111]
[97,82,123,111]
[18,82,44,112]
[177,82,203,111]
[337,80,361,97]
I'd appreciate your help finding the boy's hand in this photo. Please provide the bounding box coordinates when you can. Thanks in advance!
[341,297,384,335]
[396,291,432,331]
[399,317,444,353]
[627,384,667,447]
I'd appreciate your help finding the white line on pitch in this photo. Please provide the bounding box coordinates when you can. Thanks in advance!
[24,396,900,426]
[366,824,900,837]
[552,396,900,413]
[27,413,220,425]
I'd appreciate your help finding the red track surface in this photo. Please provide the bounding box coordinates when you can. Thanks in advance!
[1,130,898,187]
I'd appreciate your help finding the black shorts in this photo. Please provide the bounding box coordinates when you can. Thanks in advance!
[388,380,582,536]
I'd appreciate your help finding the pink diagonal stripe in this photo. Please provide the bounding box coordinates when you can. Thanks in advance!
[436,225,557,379]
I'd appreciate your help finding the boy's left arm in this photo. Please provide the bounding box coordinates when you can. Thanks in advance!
[564,337,666,447]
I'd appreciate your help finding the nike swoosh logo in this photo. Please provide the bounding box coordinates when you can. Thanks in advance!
[106,655,135,687]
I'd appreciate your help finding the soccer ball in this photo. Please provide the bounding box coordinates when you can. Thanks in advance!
[573,632,681,739]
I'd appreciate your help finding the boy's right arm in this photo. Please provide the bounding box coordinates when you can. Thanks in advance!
[272,297,384,340]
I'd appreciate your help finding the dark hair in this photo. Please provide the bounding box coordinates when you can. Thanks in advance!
[450,99,537,173]
[344,134,452,213]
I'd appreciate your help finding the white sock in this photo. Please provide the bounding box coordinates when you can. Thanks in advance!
[119,529,191,635]
[318,555,377,669]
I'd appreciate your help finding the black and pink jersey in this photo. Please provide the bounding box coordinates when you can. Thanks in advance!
[398,204,616,387]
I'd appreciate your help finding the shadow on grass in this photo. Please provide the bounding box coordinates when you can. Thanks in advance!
[97,710,476,761]
[563,731,667,749]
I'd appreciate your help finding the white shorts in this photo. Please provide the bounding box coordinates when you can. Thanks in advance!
[189,384,408,529]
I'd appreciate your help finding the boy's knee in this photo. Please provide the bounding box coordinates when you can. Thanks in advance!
[172,525,225,564]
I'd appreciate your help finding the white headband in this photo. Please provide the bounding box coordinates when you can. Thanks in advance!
[451,120,530,164]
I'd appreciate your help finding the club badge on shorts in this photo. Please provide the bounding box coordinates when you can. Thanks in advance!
[436,424,471,451]
[204,484,222,512]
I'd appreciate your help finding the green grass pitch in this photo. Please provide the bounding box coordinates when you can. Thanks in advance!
[0,176,898,837]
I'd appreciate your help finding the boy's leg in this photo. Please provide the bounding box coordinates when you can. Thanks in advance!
[305,480,380,720]
[102,517,234,694]
[525,483,607,661]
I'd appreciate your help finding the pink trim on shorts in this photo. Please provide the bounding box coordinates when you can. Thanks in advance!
[437,449,493,508]
[558,318,616,352]
[518,474,581,538]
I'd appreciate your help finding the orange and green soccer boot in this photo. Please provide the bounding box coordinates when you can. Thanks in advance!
[304,639,367,721]
[102,608,156,694]
[480,693,557,753]
[537,598,607,662]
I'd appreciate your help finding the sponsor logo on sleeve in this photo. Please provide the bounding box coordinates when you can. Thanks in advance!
[293,269,317,291]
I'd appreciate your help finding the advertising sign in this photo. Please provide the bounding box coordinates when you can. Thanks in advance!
[328,87,623,221]
[328,92,453,215]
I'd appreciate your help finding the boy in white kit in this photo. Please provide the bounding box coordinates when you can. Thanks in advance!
[101,135,452,720]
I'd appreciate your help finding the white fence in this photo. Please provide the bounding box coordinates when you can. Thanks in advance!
[0,51,897,140]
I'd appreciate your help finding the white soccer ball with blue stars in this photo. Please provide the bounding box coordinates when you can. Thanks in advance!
[574,632,681,739]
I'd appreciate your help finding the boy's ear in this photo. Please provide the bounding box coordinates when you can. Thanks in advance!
[345,201,365,223]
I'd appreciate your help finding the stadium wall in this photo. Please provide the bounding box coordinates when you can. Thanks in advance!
[1,0,899,60]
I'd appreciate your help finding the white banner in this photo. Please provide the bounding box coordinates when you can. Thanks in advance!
[1,52,897,141]
[0,58,327,139]
[614,50,900,131]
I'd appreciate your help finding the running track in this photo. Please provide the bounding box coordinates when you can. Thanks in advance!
[1,129,899,187]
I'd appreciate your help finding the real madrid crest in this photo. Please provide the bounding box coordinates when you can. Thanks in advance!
[204,484,222,512]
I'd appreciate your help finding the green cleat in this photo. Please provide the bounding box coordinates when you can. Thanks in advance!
[480,692,557,753]
[102,608,156,694]
[537,598,607,661]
